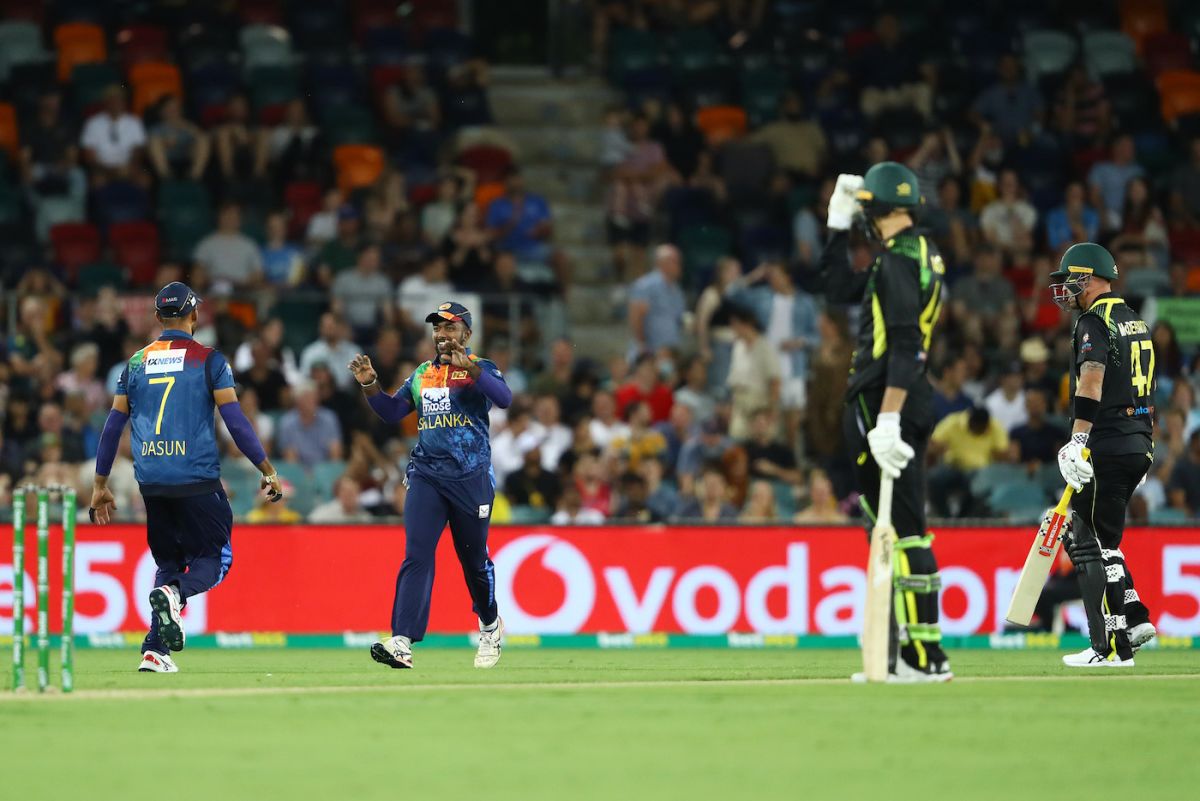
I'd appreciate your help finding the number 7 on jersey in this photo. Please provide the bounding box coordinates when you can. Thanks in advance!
[148,376,175,435]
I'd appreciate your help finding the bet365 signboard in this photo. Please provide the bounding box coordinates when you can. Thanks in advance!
[3,525,1199,636]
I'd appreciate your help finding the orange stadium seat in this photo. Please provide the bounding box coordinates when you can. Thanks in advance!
[1119,0,1168,55]
[333,144,385,192]
[0,102,19,157]
[54,22,106,82]
[1156,70,1200,123]
[474,180,505,210]
[695,105,748,146]
[129,61,183,115]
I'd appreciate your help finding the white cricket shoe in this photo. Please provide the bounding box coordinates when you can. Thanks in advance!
[1062,647,1134,668]
[850,660,953,684]
[148,585,185,652]
[137,651,178,673]
[1128,622,1156,652]
[474,617,504,669]
[370,636,413,669]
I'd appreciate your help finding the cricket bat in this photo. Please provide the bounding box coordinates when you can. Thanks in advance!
[1004,450,1087,626]
[861,474,896,683]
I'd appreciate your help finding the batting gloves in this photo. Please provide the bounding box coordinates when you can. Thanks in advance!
[827,173,863,231]
[867,412,915,480]
[1057,432,1094,492]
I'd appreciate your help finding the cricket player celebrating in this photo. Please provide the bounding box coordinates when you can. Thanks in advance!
[90,282,282,673]
[821,162,951,682]
[351,302,512,669]
[1050,243,1157,667]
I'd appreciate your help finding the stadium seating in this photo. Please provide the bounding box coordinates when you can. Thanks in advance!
[53,21,105,82]
[49,222,101,279]
[109,221,161,286]
[129,61,184,115]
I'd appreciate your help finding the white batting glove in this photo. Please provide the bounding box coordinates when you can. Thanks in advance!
[827,173,864,231]
[866,412,915,480]
[1057,433,1094,492]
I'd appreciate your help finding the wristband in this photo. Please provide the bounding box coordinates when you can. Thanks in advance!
[1073,396,1100,424]
[262,473,278,482]
[359,378,378,389]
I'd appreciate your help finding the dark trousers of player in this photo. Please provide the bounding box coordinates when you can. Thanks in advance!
[141,489,234,654]
[392,469,498,642]
[1066,452,1152,659]
[844,388,946,671]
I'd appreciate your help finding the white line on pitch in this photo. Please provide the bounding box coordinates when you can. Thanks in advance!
[3,673,1200,703]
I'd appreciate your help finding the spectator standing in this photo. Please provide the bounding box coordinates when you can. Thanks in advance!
[193,202,263,290]
[397,255,455,332]
[276,382,344,466]
[760,261,818,446]
[627,244,686,359]
[443,203,494,290]
[727,308,781,441]
[694,256,742,389]
[606,113,670,279]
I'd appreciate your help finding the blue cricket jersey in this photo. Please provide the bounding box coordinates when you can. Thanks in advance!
[116,330,236,497]
[399,354,505,481]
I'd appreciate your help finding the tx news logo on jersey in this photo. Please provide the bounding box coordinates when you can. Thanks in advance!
[144,349,187,374]
[421,387,452,415]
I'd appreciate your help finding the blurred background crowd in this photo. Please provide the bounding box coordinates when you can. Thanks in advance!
[2,0,1200,526]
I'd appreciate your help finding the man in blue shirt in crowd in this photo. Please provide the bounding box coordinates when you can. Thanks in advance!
[89,282,282,673]
[350,301,512,670]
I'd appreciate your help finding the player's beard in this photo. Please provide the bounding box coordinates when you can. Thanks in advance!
[435,332,468,364]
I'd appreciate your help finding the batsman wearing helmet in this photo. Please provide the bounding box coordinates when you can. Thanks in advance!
[820,162,951,682]
[1050,243,1157,667]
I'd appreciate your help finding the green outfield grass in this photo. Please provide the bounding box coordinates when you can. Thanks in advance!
[3,649,1199,801]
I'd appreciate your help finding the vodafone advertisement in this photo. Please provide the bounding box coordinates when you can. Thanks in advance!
[2,525,1200,637]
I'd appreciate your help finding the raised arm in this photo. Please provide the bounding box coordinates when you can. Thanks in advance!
[819,174,869,303]
[350,354,415,422]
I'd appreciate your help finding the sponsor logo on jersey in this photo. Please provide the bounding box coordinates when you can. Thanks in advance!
[451,370,469,380]
[144,349,187,374]
[421,386,452,415]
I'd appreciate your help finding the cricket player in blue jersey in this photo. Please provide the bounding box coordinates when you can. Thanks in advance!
[349,301,512,669]
[89,282,282,673]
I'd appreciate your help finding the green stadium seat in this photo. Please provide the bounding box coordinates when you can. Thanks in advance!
[272,295,327,355]
[323,107,378,146]
[969,463,1027,499]
[509,505,552,525]
[989,479,1050,515]
[0,184,24,226]
[678,224,733,288]
[311,461,347,496]
[226,473,261,518]
[1023,30,1078,79]
[0,22,49,81]
[741,68,786,127]
[1149,507,1189,524]
[1083,30,1137,77]
[77,261,126,295]
[70,62,123,114]
[276,462,318,517]
[771,480,797,518]
[607,28,658,83]
[248,65,301,117]
[34,195,86,243]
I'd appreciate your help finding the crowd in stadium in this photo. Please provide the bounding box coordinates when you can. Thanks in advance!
[2,1,1200,525]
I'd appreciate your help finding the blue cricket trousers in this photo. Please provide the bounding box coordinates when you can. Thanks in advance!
[141,489,234,654]
[392,467,498,641]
